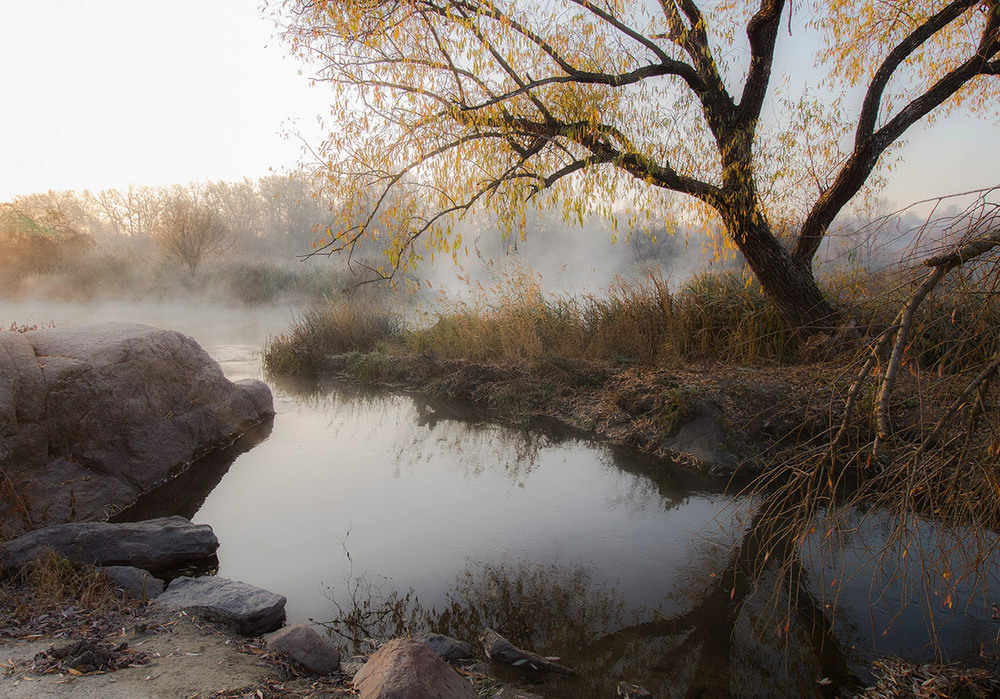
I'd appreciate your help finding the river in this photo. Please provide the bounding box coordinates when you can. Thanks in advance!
[4,298,999,697]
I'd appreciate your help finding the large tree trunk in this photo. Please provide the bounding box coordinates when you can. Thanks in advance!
[727,212,839,339]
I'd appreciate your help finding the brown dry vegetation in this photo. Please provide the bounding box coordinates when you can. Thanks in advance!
[262,263,999,475]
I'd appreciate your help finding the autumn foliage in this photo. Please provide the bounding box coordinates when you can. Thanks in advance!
[273,0,999,335]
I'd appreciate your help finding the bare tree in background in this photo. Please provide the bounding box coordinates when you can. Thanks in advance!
[153,196,233,273]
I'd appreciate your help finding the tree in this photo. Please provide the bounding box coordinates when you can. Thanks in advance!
[272,0,999,337]
[153,195,233,273]
[95,184,163,239]
[0,198,95,274]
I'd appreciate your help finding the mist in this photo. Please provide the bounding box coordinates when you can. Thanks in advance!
[2,173,974,340]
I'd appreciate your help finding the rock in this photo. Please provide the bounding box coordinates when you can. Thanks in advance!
[155,576,286,636]
[353,638,479,699]
[0,332,47,470]
[0,323,274,538]
[487,690,547,699]
[662,399,739,473]
[264,623,340,675]
[411,632,475,663]
[100,565,165,600]
[481,628,576,676]
[0,517,218,575]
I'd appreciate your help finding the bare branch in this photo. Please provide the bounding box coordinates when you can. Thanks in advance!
[795,22,999,265]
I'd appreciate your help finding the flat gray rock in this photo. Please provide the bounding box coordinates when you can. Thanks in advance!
[481,628,575,675]
[0,516,218,574]
[100,565,165,600]
[264,623,340,675]
[156,576,286,636]
[0,323,274,539]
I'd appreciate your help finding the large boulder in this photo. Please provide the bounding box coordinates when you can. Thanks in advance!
[0,516,218,574]
[0,323,273,538]
[353,638,480,699]
[155,575,287,636]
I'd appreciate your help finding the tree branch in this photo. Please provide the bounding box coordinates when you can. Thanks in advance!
[855,0,979,145]
[794,14,999,266]
[737,0,786,128]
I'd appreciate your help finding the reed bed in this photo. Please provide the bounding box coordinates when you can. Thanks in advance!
[262,264,999,375]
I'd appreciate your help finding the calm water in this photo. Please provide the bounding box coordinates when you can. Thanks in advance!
[6,299,1000,697]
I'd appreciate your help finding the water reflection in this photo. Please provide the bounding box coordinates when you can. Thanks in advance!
[113,419,274,522]
[269,372,720,510]
[13,299,1000,696]
[315,550,850,698]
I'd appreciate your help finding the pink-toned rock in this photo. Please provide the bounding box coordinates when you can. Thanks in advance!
[353,638,479,699]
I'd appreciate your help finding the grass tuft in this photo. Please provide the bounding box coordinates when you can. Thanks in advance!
[1,549,115,615]
[263,298,402,374]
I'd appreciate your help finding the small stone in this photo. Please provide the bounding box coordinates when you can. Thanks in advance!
[411,632,475,662]
[100,565,165,600]
[481,628,575,676]
[155,576,286,636]
[353,638,479,699]
[264,623,340,675]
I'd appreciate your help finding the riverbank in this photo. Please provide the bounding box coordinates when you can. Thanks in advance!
[0,564,544,699]
[276,350,844,478]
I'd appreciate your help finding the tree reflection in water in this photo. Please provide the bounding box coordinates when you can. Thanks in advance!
[252,378,997,696]
[316,545,858,698]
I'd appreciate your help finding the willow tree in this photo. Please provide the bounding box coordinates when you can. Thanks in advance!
[274,0,999,336]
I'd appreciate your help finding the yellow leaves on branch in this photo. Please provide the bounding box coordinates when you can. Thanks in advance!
[274,0,997,276]
[814,0,998,118]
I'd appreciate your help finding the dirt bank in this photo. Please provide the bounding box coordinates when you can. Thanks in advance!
[286,352,841,477]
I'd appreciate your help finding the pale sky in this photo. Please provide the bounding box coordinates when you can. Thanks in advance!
[1,1,997,208]
[1,0,329,199]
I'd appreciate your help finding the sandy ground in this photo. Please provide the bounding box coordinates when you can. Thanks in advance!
[0,610,543,699]
[0,610,355,699]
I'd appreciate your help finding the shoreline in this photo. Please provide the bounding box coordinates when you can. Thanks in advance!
[275,351,843,480]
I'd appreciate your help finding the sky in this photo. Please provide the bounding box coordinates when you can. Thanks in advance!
[0,0,330,200]
[1,1,997,208]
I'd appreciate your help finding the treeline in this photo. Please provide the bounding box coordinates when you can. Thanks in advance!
[1,175,337,261]
[0,175,377,304]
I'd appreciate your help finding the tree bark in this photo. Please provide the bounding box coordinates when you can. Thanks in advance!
[724,210,840,339]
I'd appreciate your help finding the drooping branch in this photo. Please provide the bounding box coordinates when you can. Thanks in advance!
[854,0,980,145]
[873,265,948,456]
[921,351,1000,451]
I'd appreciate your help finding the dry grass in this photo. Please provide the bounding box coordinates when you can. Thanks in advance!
[1,549,116,614]
[410,266,793,367]
[852,658,1000,698]
[262,298,403,374]
[0,549,143,642]
[262,262,998,380]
